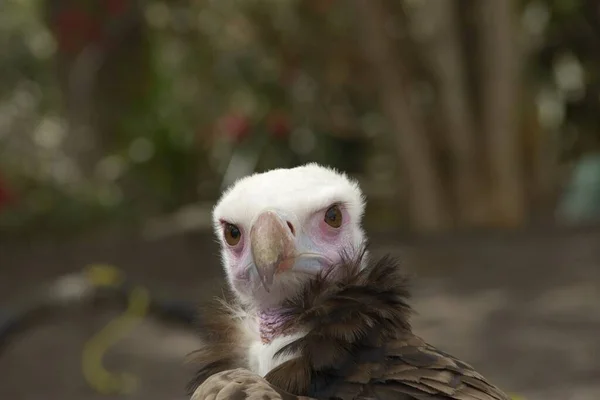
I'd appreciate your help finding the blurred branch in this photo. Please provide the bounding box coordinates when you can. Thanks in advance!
[65,45,105,178]
[354,0,449,232]
[477,0,526,226]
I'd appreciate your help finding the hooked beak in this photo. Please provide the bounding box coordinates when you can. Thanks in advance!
[250,211,296,291]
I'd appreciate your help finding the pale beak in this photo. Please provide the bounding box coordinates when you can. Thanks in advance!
[250,211,296,291]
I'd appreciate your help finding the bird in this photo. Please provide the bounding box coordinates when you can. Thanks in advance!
[187,163,510,400]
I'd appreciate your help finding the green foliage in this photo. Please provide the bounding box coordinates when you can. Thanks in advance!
[2,0,600,233]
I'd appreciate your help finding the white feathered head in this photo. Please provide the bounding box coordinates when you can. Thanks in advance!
[212,163,367,308]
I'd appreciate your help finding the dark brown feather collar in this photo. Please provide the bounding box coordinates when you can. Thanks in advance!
[187,251,414,396]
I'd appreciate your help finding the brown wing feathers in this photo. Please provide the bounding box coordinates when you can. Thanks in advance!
[191,368,313,400]
[380,338,507,400]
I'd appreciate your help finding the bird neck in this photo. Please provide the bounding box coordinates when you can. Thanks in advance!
[258,308,295,344]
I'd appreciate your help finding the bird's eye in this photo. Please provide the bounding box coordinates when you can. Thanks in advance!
[324,205,342,228]
[224,223,242,246]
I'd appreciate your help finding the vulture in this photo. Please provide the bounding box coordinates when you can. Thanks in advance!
[188,163,510,400]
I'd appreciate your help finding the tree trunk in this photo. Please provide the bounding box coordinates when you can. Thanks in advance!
[354,0,450,232]
[423,0,486,226]
[477,0,526,226]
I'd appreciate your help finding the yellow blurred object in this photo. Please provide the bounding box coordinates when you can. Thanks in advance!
[85,264,125,288]
[81,264,151,395]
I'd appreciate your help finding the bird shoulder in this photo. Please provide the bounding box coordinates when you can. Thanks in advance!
[263,254,510,400]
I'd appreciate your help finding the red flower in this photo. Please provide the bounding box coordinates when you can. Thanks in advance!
[310,0,335,14]
[0,175,14,212]
[53,8,103,54]
[266,111,291,139]
[217,113,251,143]
[106,0,128,17]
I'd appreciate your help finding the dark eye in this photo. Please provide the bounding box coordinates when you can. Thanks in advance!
[324,205,342,228]
[224,223,241,246]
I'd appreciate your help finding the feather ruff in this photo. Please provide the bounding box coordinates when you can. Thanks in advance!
[188,251,510,400]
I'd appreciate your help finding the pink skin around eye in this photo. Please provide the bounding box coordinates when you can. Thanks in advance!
[220,221,246,256]
[317,207,349,236]
[310,207,352,262]
[218,221,257,285]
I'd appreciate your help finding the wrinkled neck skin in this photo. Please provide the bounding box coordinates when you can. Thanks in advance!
[258,308,295,343]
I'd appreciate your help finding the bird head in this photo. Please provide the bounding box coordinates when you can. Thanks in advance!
[212,163,367,309]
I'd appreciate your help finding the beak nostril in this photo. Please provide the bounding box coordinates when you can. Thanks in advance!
[286,221,295,236]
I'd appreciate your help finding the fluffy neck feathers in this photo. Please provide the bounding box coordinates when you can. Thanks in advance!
[187,251,413,395]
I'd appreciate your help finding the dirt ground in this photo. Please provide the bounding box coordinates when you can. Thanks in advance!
[1,226,599,399]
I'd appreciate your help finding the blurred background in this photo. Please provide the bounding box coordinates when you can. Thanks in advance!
[1,0,599,399]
